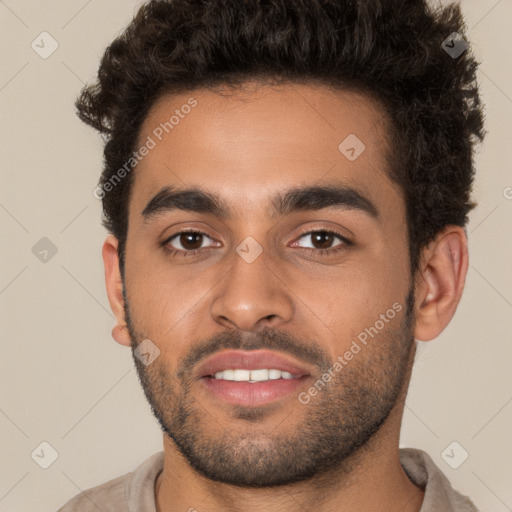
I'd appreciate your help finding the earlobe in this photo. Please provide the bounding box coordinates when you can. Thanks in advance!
[102,235,132,347]
[112,323,132,347]
[413,226,468,342]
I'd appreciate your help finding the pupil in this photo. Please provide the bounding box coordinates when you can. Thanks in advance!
[181,233,202,250]
[313,232,332,249]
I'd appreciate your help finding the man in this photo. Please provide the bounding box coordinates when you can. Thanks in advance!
[58,0,485,510]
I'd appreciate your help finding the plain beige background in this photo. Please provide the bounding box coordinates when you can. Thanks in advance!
[0,1,510,510]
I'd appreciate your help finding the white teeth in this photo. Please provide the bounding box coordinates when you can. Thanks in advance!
[213,369,299,382]
[249,369,269,381]
[233,369,250,381]
[222,369,234,380]
[268,369,282,379]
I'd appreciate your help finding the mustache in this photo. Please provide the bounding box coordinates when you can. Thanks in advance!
[176,327,330,382]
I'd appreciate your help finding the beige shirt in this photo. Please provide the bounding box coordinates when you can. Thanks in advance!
[57,448,480,511]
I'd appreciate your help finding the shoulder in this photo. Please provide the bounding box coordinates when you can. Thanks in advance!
[57,452,164,512]
[399,447,480,511]
[56,472,129,512]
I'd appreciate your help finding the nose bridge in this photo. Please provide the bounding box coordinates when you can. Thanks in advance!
[210,242,294,330]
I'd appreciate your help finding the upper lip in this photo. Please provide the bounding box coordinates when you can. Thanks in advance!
[196,349,313,379]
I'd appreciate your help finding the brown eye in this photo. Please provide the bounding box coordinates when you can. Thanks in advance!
[310,231,336,249]
[294,230,347,251]
[164,230,214,254]
[177,232,204,250]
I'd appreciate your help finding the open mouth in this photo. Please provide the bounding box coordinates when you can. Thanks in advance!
[206,368,303,382]
[200,370,310,406]
[195,350,313,406]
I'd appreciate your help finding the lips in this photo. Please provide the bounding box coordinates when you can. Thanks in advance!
[195,349,312,380]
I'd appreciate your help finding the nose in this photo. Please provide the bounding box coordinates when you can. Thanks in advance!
[210,247,294,331]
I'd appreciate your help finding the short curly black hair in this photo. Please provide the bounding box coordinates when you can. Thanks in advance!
[76,0,485,278]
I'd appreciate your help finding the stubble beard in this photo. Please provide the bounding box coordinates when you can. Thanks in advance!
[124,286,415,487]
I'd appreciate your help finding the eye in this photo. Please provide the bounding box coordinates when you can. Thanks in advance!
[291,229,352,256]
[162,229,216,257]
[161,228,352,258]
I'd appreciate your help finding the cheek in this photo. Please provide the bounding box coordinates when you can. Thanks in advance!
[123,243,179,334]
[300,249,407,344]
[124,247,219,359]
[125,224,408,347]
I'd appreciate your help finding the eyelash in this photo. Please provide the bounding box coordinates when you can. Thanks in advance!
[161,228,352,258]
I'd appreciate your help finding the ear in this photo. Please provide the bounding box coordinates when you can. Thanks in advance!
[413,225,469,342]
[102,235,132,347]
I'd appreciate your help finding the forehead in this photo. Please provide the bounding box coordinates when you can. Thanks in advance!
[130,82,398,220]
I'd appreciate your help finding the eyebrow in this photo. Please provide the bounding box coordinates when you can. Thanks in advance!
[141,184,379,222]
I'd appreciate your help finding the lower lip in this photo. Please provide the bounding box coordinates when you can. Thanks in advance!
[200,375,310,406]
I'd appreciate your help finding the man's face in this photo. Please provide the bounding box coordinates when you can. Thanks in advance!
[122,82,415,486]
